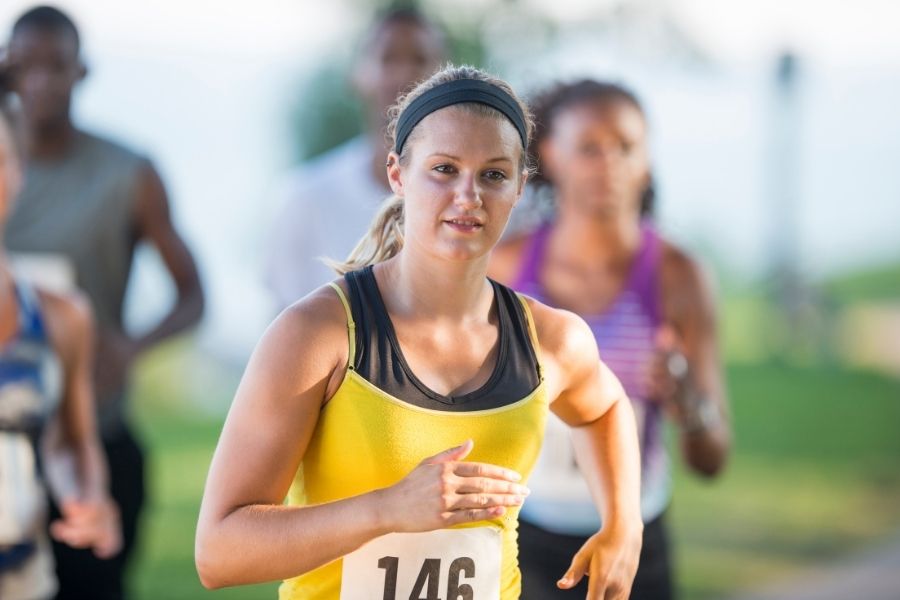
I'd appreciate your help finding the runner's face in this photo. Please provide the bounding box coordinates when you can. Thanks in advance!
[542,100,649,218]
[355,21,445,126]
[389,106,525,263]
[8,28,83,127]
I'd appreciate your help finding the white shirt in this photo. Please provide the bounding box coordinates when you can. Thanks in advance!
[265,137,390,308]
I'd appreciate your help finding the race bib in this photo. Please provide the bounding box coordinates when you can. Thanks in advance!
[9,252,77,294]
[340,527,502,600]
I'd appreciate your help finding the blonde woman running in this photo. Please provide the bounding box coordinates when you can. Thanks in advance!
[196,65,642,600]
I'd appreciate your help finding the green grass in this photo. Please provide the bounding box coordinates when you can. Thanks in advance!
[123,342,900,600]
[669,363,900,599]
[131,416,279,599]
[824,261,900,304]
[126,343,279,599]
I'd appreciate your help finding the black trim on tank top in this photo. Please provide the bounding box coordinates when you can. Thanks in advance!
[344,265,541,412]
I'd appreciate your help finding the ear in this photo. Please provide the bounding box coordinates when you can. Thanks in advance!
[386,151,404,196]
[77,60,88,82]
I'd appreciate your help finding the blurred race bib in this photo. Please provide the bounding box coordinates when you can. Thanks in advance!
[340,527,501,600]
[9,252,77,294]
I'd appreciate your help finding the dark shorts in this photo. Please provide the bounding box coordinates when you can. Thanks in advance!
[50,425,146,600]
[518,513,674,600]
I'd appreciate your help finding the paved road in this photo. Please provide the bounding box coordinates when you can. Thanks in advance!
[728,535,900,600]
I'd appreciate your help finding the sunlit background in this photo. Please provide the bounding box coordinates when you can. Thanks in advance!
[2,1,898,598]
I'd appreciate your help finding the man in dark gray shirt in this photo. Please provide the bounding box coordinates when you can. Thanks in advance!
[4,7,204,599]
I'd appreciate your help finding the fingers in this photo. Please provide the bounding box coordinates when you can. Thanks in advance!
[92,529,123,559]
[454,477,528,495]
[52,517,122,558]
[400,442,530,532]
[449,491,528,511]
[53,498,122,557]
[586,571,608,600]
[603,583,628,600]
[423,439,474,465]
[447,463,527,512]
[452,461,521,482]
[60,498,90,518]
[49,518,94,549]
[56,500,96,530]
[557,548,590,590]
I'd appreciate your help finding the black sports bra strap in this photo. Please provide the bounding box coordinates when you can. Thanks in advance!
[343,266,541,412]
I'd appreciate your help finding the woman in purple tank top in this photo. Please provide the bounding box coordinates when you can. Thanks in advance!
[490,80,731,599]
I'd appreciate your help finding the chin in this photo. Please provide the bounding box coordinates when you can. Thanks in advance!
[435,241,492,263]
[581,198,631,218]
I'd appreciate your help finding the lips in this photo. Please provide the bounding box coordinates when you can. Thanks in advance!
[443,217,484,232]
[443,217,484,227]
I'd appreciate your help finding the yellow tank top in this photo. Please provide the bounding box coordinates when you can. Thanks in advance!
[278,283,548,600]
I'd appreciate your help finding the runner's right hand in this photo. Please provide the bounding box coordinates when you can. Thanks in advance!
[377,440,529,533]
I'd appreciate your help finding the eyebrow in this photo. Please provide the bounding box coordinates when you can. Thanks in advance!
[428,153,513,164]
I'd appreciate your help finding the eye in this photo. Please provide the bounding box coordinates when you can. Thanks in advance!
[483,169,508,182]
[433,164,457,174]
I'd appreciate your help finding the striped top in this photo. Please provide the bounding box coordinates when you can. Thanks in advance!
[510,221,671,533]
[0,279,61,600]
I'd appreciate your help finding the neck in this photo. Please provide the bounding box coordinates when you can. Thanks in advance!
[380,247,493,323]
[551,195,643,266]
[26,117,77,160]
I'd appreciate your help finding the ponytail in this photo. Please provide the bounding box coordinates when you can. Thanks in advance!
[326,194,405,275]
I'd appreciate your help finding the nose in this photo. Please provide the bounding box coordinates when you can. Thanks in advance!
[592,143,627,170]
[20,68,55,95]
[453,172,482,210]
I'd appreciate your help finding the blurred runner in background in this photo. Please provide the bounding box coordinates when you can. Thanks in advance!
[265,8,446,309]
[0,82,119,600]
[4,6,204,598]
[491,79,731,600]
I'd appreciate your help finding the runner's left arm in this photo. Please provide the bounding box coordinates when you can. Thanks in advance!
[530,301,642,600]
[41,290,122,558]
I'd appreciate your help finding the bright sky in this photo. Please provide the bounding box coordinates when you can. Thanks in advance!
[675,0,900,66]
[2,0,899,66]
[1,0,897,353]
[1,1,348,59]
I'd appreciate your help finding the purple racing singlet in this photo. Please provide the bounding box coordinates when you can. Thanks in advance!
[510,221,671,533]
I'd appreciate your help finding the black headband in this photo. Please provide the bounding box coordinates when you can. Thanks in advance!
[394,79,528,154]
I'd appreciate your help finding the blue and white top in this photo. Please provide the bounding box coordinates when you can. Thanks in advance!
[0,279,61,597]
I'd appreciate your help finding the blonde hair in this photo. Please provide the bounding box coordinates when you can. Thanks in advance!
[328,64,533,275]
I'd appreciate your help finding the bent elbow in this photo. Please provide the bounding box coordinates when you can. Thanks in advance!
[197,571,222,590]
[196,552,227,590]
[195,547,218,589]
[195,530,229,590]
